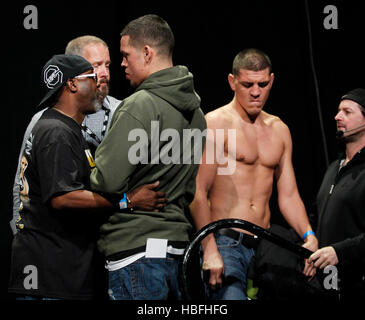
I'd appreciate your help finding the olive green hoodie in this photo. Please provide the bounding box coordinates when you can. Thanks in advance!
[90,65,206,258]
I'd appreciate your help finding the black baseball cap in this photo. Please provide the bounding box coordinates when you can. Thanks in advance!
[37,54,93,109]
[341,88,365,110]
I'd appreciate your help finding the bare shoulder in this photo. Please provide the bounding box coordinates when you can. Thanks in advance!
[205,104,233,129]
[263,112,290,133]
[262,112,292,148]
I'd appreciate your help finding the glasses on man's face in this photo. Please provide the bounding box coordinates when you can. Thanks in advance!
[74,73,98,83]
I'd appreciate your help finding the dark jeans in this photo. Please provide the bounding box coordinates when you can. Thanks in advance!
[207,233,255,300]
[108,254,182,300]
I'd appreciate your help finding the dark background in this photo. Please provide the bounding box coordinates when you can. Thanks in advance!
[2,0,363,300]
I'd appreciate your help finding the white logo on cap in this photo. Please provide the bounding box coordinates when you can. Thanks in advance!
[44,65,63,89]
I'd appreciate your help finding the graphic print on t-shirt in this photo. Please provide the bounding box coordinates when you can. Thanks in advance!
[17,133,34,230]
[85,149,95,168]
[20,133,34,201]
[19,155,29,200]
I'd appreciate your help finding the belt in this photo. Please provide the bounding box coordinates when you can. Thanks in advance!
[107,241,188,262]
[217,228,260,249]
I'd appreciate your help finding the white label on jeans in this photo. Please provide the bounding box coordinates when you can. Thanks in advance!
[145,238,168,258]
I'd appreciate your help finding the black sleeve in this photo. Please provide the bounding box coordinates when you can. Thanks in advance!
[36,136,87,204]
[333,233,365,264]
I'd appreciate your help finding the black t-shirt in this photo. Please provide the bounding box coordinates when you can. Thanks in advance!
[8,108,100,300]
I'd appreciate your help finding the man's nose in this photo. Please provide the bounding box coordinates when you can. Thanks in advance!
[334,111,342,121]
[97,65,109,80]
[250,85,260,98]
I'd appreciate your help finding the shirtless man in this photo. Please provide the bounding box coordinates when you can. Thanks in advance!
[191,48,318,300]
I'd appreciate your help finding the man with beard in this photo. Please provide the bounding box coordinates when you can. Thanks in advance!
[309,88,365,300]
[8,54,117,299]
[65,36,120,156]
[11,36,164,234]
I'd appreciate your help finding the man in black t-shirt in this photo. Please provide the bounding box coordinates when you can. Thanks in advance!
[9,54,102,299]
[8,54,166,300]
[11,110,100,299]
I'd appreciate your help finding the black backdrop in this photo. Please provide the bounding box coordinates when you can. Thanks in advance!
[2,0,363,300]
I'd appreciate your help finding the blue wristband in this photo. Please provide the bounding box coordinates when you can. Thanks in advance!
[302,230,316,241]
[119,193,127,210]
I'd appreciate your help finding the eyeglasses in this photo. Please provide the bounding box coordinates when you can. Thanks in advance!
[74,73,98,83]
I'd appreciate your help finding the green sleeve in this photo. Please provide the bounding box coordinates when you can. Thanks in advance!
[90,107,147,195]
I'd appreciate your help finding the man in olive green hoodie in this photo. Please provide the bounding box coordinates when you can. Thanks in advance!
[90,14,206,300]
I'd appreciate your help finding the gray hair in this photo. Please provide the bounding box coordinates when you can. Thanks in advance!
[65,35,108,55]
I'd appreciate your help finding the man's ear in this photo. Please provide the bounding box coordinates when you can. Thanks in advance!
[66,78,78,93]
[228,73,236,92]
[143,45,154,64]
[268,72,275,90]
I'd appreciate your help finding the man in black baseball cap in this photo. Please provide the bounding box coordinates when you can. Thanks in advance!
[9,53,168,300]
[38,54,101,111]
[8,54,112,300]
[308,88,365,300]
[340,88,365,115]
[334,88,365,139]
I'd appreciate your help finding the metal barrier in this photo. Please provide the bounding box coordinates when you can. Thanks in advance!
[181,219,313,300]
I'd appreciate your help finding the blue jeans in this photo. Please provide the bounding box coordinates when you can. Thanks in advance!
[207,233,255,300]
[108,254,182,300]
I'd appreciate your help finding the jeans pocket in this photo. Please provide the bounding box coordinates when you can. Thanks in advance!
[108,258,173,300]
[139,258,169,299]
[108,269,126,300]
[215,234,240,249]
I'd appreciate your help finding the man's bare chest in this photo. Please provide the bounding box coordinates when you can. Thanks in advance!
[224,127,284,168]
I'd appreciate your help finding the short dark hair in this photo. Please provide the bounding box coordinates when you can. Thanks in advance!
[120,14,174,58]
[232,48,272,76]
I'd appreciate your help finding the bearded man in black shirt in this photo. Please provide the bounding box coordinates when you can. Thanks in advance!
[8,54,166,300]
[309,88,365,300]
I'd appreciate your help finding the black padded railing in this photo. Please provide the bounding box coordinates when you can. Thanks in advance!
[181,219,313,300]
